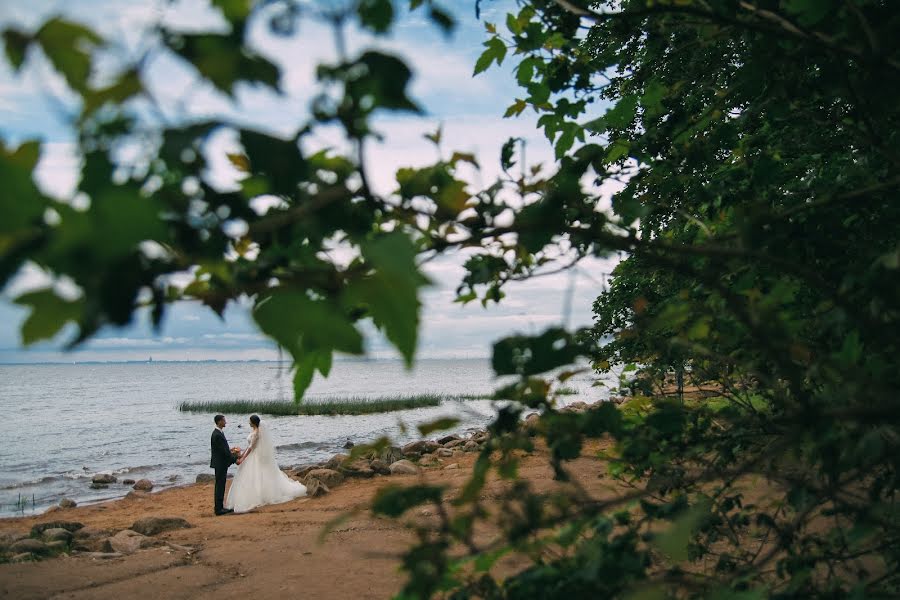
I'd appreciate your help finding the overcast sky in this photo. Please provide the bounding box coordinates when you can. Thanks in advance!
[0,0,618,363]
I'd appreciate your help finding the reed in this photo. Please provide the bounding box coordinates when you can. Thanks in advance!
[177,393,491,416]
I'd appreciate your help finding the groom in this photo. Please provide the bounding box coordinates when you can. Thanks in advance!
[210,414,237,515]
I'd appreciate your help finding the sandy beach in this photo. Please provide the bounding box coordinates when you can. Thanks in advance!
[0,436,615,600]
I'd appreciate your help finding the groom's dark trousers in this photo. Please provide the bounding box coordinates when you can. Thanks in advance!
[210,428,236,514]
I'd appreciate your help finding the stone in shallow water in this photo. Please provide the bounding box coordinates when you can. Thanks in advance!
[91,473,116,484]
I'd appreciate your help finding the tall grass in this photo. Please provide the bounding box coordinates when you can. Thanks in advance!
[177,393,491,416]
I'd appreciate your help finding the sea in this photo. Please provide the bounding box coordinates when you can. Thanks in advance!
[0,358,614,518]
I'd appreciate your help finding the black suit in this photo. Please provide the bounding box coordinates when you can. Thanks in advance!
[210,428,236,513]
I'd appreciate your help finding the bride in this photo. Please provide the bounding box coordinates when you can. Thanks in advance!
[225,415,306,513]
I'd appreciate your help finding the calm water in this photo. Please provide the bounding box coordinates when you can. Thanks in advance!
[0,359,612,517]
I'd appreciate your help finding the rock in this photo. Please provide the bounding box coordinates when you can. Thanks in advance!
[10,538,49,555]
[74,526,108,540]
[290,464,320,479]
[369,459,391,475]
[437,434,461,445]
[443,463,460,470]
[92,473,117,484]
[436,448,454,458]
[106,530,153,555]
[125,491,150,500]
[443,439,466,449]
[403,451,421,461]
[463,440,480,452]
[195,473,215,483]
[46,540,69,552]
[133,479,153,492]
[122,478,136,485]
[389,459,420,475]
[418,453,441,467]
[31,521,84,536]
[610,396,627,405]
[90,483,109,490]
[339,459,374,478]
[130,517,191,536]
[41,528,73,543]
[59,498,77,509]
[11,552,35,563]
[401,440,428,455]
[423,440,441,453]
[566,401,589,413]
[305,479,330,498]
[303,469,344,488]
[471,431,490,443]
[167,475,178,482]
[323,453,349,470]
[379,446,404,465]
[343,439,355,449]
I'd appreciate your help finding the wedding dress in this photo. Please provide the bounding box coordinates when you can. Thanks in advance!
[225,422,306,512]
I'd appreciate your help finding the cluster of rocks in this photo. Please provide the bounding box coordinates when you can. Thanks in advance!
[270,429,493,498]
[0,516,194,563]
[88,473,155,493]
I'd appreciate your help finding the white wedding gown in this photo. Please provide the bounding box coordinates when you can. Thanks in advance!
[225,422,306,512]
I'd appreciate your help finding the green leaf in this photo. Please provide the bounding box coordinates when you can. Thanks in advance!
[212,0,252,21]
[358,0,394,34]
[82,69,142,118]
[784,0,834,26]
[492,328,583,376]
[254,290,363,357]
[504,98,527,118]
[15,288,84,345]
[653,496,711,561]
[603,95,638,129]
[2,29,30,71]
[0,140,47,234]
[35,19,102,94]
[343,232,429,367]
[371,484,445,517]
[166,31,279,96]
[473,37,506,75]
[418,417,461,437]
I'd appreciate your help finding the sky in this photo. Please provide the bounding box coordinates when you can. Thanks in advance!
[0,0,620,363]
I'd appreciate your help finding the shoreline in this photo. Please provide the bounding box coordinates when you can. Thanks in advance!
[0,418,622,600]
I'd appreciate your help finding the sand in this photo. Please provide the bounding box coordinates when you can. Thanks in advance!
[0,442,616,600]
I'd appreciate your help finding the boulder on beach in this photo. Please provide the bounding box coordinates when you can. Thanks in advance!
[106,529,154,555]
[369,459,391,475]
[339,459,374,478]
[133,479,153,492]
[41,528,73,543]
[10,538,49,555]
[379,446,404,465]
[437,434,461,445]
[59,498,77,509]
[463,441,480,452]
[195,473,215,483]
[401,440,428,455]
[436,448,454,458]
[343,440,354,449]
[92,473,117,484]
[388,459,419,475]
[130,516,191,536]
[126,490,150,500]
[303,469,344,489]
[443,439,466,449]
[31,521,84,536]
[443,463,460,470]
[305,479,329,498]
[290,464,320,479]
[323,453,349,470]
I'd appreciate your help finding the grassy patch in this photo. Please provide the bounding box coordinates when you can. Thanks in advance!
[555,386,578,396]
[178,393,492,416]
